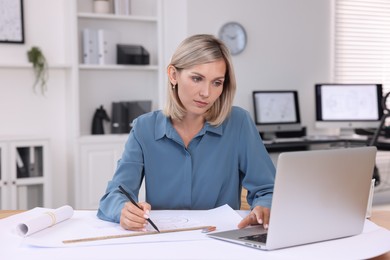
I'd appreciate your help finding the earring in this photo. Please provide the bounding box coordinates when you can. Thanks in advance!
[172,84,177,90]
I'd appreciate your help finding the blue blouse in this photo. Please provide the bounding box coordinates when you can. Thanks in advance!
[97,106,275,223]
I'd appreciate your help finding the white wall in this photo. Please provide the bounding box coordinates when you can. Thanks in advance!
[164,0,332,135]
[0,0,71,207]
[0,0,332,207]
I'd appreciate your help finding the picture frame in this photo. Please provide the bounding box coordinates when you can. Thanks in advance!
[0,0,24,44]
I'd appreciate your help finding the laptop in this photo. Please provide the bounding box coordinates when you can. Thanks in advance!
[208,146,377,250]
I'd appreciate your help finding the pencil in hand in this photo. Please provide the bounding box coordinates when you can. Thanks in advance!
[118,185,160,233]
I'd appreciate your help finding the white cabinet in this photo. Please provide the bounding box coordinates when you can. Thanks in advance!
[76,135,125,209]
[76,135,146,209]
[0,138,50,210]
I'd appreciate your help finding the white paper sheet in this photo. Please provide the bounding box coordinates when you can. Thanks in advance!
[16,205,73,236]
[19,204,243,248]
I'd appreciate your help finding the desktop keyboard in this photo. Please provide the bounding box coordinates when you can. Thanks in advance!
[273,137,305,143]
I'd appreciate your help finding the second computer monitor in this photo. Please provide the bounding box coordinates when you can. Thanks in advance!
[315,83,383,130]
[252,90,302,135]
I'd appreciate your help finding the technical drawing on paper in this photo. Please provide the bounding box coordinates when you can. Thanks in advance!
[147,216,202,231]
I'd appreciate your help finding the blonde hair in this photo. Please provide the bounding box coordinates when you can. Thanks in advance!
[163,34,236,126]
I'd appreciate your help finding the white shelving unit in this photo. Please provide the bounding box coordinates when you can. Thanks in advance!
[72,0,161,208]
[0,137,50,210]
[75,0,162,137]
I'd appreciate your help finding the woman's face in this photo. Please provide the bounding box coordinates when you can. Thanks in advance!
[169,59,226,118]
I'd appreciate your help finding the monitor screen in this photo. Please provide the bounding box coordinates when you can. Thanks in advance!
[252,90,302,133]
[315,83,383,129]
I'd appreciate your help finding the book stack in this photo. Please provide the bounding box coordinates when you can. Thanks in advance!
[114,0,131,15]
[82,28,118,65]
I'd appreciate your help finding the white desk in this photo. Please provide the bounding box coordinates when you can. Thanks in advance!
[0,207,389,259]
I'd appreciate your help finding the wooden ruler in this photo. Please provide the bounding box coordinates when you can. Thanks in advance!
[63,225,216,244]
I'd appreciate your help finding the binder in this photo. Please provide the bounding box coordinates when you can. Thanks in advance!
[114,0,121,15]
[127,101,152,129]
[28,146,36,177]
[123,0,130,15]
[16,149,28,178]
[97,29,118,65]
[111,102,129,134]
[110,101,152,134]
[28,146,42,177]
[82,28,99,64]
[114,0,131,15]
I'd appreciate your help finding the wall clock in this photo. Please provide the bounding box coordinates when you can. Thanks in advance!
[218,22,247,55]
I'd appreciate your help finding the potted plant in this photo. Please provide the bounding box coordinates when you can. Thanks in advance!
[27,46,49,95]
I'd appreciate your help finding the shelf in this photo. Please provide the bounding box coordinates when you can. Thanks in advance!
[79,64,158,71]
[78,12,157,22]
[16,177,44,185]
[0,63,71,69]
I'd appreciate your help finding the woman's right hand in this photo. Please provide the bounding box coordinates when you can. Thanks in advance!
[120,201,152,231]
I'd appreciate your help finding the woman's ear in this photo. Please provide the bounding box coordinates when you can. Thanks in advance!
[167,65,177,86]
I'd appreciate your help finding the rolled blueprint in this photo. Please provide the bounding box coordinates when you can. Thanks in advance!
[16,205,74,237]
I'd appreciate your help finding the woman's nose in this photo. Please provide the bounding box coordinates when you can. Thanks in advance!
[199,83,210,97]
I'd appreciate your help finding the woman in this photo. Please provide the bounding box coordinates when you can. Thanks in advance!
[97,34,275,231]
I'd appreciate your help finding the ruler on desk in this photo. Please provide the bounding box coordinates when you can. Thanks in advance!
[63,225,216,244]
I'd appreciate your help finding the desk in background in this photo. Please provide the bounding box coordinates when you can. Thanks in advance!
[263,135,390,152]
[263,135,390,191]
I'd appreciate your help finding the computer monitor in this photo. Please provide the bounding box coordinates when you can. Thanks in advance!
[315,83,383,132]
[252,90,302,137]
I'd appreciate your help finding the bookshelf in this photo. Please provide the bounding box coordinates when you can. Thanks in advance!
[75,0,162,137]
[0,137,50,210]
[72,0,160,208]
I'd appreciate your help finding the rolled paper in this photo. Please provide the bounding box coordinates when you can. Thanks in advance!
[16,205,74,237]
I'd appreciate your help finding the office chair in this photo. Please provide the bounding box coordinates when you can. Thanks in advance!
[368,92,390,186]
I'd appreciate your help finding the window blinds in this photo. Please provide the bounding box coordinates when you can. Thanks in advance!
[334,0,390,95]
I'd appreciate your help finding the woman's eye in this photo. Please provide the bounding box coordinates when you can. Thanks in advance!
[213,81,223,87]
[192,76,202,83]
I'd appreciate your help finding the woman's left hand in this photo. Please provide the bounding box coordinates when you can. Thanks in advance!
[237,206,270,229]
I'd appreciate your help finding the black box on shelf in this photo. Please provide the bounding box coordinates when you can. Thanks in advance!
[117,44,150,65]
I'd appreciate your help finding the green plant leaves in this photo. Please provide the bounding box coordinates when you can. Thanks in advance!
[27,46,49,95]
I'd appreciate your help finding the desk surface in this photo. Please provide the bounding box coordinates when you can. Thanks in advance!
[370,210,390,260]
[1,209,389,259]
[0,210,24,220]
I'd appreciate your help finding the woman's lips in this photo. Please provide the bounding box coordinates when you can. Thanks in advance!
[194,100,208,108]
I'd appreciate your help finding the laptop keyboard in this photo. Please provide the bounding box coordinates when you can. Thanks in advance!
[239,233,268,243]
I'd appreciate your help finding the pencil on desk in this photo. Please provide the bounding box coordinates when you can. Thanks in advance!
[62,225,216,244]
